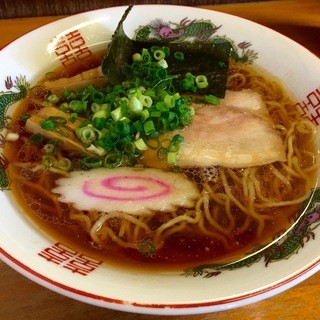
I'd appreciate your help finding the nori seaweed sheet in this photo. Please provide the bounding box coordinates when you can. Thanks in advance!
[101,5,134,85]
[101,5,231,98]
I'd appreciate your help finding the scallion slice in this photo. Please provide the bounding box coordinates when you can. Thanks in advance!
[56,157,72,171]
[195,75,209,89]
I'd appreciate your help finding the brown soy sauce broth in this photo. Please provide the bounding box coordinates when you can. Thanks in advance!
[4,52,318,271]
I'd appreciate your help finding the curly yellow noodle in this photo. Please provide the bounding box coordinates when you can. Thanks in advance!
[104,228,137,249]
[280,162,302,179]
[118,218,130,238]
[202,182,227,206]
[304,160,320,174]
[254,191,312,209]
[160,221,188,243]
[242,168,251,200]
[220,168,250,214]
[69,210,92,232]
[90,212,151,246]
[224,196,236,232]
[236,216,253,234]
[202,191,229,234]
[226,167,243,184]
[226,72,247,89]
[249,167,277,203]
[197,216,232,250]
[132,216,152,242]
[292,156,313,187]
[247,175,265,237]
[296,119,317,135]
[286,135,295,169]
[153,211,202,245]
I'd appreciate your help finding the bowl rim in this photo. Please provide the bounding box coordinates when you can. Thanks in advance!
[0,4,320,315]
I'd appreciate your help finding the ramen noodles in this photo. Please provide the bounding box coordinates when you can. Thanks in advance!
[3,49,318,270]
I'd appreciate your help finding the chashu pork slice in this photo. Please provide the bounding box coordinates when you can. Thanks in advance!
[176,105,286,168]
[221,89,270,119]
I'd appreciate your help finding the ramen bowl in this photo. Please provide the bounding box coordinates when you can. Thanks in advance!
[0,5,319,315]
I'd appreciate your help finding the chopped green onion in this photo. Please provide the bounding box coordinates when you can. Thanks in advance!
[41,156,55,169]
[54,128,69,137]
[43,143,55,155]
[157,59,168,69]
[103,151,122,168]
[164,94,175,108]
[144,88,156,98]
[195,75,208,89]
[111,106,123,121]
[141,109,150,121]
[87,144,107,157]
[180,78,195,91]
[150,111,161,118]
[34,43,200,168]
[77,126,97,144]
[69,100,87,113]
[40,119,56,130]
[157,147,167,159]
[83,156,103,168]
[115,121,131,136]
[56,157,72,171]
[133,120,143,132]
[157,118,168,132]
[144,120,156,135]
[161,46,170,57]
[90,90,105,103]
[153,49,165,61]
[20,114,30,121]
[91,103,101,113]
[63,89,77,100]
[171,134,184,144]
[29,133,44,145]
[59,102,69,113]
[93,109,108,120]
[174,51,184,61]
[129,97,143,115]
[218,61,227,69]
[134,138,148,151]
[46,93,60,104]
[92,117,106,130]
[132,53,142,62]
[139,95,153,108]
[127,88,142,99]
[141,48,151,62]
[123,142,135,154]
[156,102,168,112]
[69,113,78,123]
[146,138,160,150]
[48,116,67,125]
[173,92,180,100]
[205,95,220,105]
[100,103,110,111]
[139,240,156,257]
[150,46,161,55]
[167,152,177,165]
[160,139,171,149]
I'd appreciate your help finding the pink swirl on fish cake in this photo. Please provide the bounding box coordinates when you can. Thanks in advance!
[82,175,171,201]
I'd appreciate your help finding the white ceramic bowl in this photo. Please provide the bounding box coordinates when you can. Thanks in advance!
[0,5,319,315]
